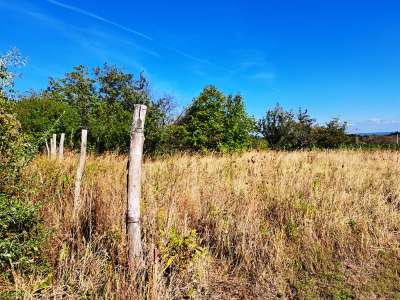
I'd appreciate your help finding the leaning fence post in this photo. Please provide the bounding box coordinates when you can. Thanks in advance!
[50,134,57,159]
[127,104,147,263]
[45,139,50,158]
[74,129,88,213]
[59,133,65,161]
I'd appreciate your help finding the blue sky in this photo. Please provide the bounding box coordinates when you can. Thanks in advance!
[1,0,399,133]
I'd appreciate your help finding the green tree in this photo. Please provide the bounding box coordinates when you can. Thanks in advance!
[220,94,255,151]
[259,104,297,149]
[176,86,254,152]
[15,64,174,154]
[312,118,349,148]
[178,86,226,151]
[94,63,149,109]
[47,65,97,128]
[259,105,319,149]
[14,94,80,147]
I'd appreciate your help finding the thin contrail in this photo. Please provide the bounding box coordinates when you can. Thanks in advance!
[44,0,227,69]
[45,0,153,41]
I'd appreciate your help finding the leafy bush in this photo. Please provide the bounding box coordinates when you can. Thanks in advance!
[259,103,349,149]
[0,96,29,193]
[0,194,47,274]
[0,49,47,278]
[160,227,207,274]
[14,64,174,154]
[176,86,255,152]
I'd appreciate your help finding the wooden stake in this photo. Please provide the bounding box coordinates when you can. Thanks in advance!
[127,104,147,262]
[45,139,50,158]
[74,129,88,212]
[59,133,65,161]
[50,134,57,159]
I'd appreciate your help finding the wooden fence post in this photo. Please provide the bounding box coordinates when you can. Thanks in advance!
[50,134,57,159]
[127,104,147,263]
[45,139,50,158]
[74,129,88,212]
[59,133,65,161]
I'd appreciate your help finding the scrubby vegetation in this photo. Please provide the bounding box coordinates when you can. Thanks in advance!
[2,47,400,299]
[0,150,398,299]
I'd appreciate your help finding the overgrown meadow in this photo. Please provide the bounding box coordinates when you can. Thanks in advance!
[2,150,399,299]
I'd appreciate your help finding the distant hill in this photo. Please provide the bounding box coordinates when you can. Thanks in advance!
[349,131,399,145]
[355,132,393,137]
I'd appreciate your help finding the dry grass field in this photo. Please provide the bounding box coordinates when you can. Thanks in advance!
[6,150,400,299]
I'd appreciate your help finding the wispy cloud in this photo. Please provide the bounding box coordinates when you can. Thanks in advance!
[44,0,213,67]
[348,118,400,133]
[251,71,275,81]
[45,0,153,41]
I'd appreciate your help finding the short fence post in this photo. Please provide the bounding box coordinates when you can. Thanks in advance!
[74,129,88,213]
[50,134,57,159]
[397,133,399,145]
[59,133,65,161]
[127,104,147,263]
[45,139,50,158]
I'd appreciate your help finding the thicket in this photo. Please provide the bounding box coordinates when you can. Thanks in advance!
[12,59,351,154]
[258,104,349,150]
[0,49,47,282]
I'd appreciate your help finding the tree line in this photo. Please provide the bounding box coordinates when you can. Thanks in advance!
[3,52,350,155]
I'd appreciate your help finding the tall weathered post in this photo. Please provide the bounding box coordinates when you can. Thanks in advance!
[127,104,147,263]
[74,129,88,212]
[50,134,57,159]
[59,133,65,161]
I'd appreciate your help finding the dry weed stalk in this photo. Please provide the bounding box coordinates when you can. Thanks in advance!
[5,149,400,299]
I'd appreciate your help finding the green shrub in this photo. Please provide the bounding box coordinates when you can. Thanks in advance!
[0,193,47,275]
[160,227,207,274]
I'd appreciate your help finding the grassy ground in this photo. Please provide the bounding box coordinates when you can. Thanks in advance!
[3,150,400,299]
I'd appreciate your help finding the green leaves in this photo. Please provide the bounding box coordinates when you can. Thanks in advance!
[0,194,47,274]
[176,86,255,152]
[259,104,348,150]
[160,227,207,273]
[13,64,174,154]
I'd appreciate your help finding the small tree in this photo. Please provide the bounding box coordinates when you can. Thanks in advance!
[259,104,297,149]
[179,86,226,151]
[176,86,254,152]
[312,118,349,148]
[220,94,255,151]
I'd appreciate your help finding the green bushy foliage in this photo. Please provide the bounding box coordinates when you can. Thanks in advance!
[160,227,207,273]
[1,49,47,279]
[259,104,349,149]
[0,97,47,276]
[0,194,47,275]
[0,96,29,193]
[176,86,255,152]
[312,118,349,148]
[14,64,174,154]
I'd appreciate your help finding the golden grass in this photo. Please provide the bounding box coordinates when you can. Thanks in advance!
[5,150,400,299]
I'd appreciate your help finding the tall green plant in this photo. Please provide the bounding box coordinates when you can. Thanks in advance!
[0,49,47,277]
[176,86,254,152]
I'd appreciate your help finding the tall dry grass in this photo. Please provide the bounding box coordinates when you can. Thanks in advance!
[4,150,400,299]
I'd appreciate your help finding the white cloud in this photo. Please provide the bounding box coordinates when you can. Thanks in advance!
[348,118,400,133]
